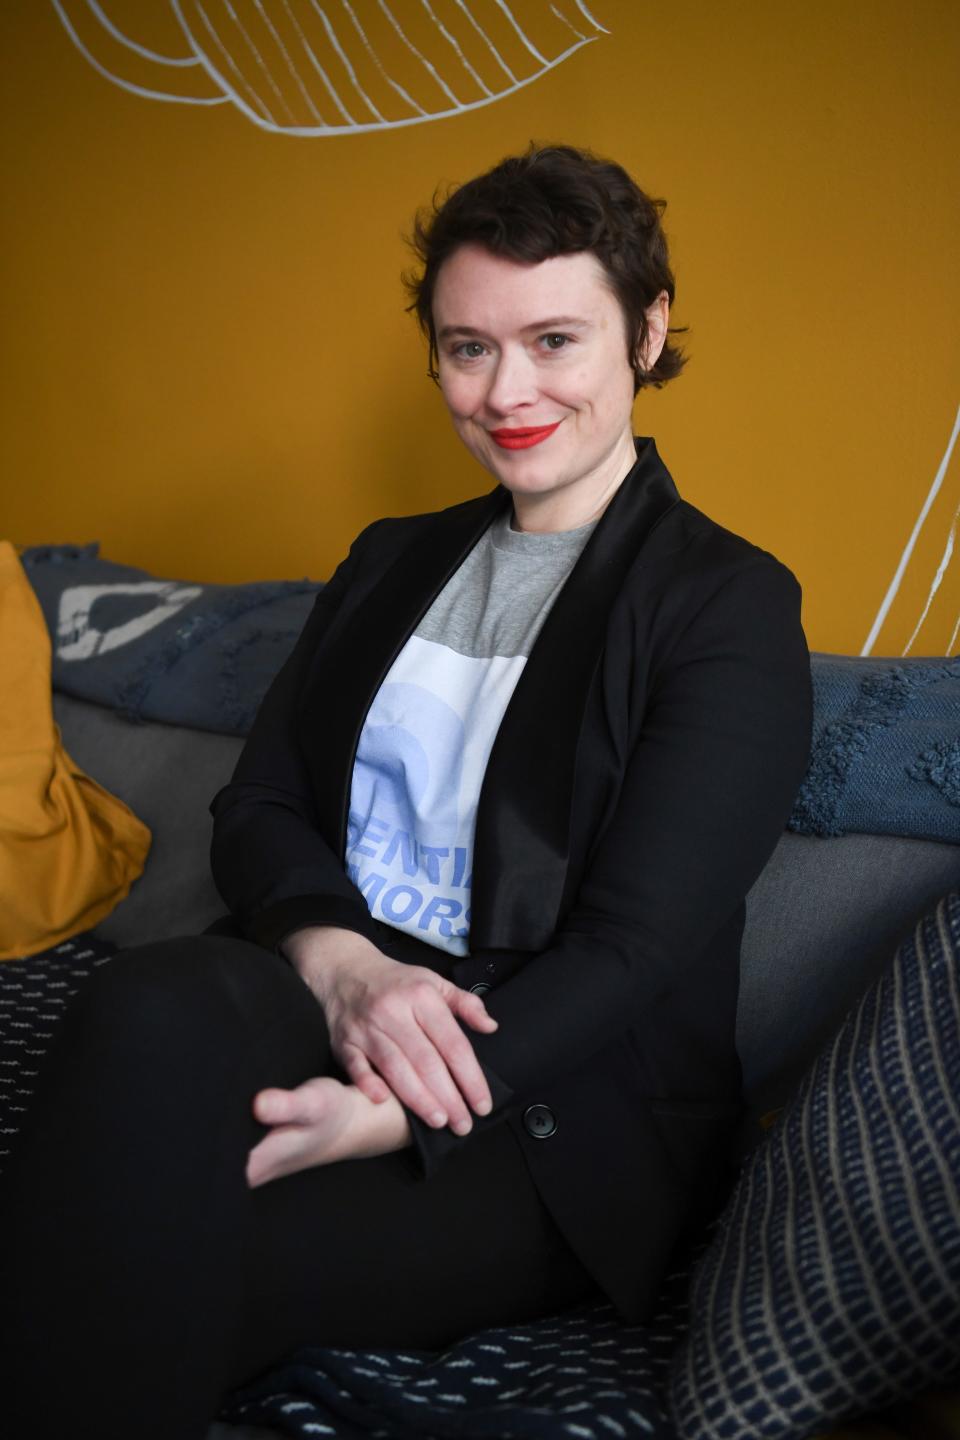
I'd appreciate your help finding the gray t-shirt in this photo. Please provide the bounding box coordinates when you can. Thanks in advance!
[345,509,597,954]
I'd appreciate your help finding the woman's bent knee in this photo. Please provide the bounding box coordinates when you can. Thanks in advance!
[50,935,322,1094]
[82,934,304,1036]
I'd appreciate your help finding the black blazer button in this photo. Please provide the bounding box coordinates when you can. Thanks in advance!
[522,1104,557,1139]
[469,982,491,996]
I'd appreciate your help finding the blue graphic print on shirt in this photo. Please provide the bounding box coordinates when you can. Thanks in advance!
[345,639,526,955]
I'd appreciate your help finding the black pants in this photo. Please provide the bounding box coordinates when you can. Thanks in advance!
[0,935,597,1439]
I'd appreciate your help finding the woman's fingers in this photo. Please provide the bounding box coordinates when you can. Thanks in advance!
[247,1115,323,1188]
[413,999,494,1119]
[449,987,500,1032]
[359,998,491,1132]
[253,1086,305,1125]
[246,1129,294,1188]
[339,1043,395,1105]
[247,1078,350,1187]
[361,1028,462,1131]
[321,959,500,1133]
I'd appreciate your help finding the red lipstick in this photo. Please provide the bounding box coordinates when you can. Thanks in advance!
[489,423,560,450]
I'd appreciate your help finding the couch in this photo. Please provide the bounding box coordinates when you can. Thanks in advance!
[32,641,955,1440]
[3,528,957,1436]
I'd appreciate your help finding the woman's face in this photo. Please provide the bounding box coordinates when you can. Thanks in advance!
[432,244,667,528]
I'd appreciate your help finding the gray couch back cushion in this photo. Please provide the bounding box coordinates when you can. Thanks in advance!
[741,830,959,1109]
[54,694,243,947]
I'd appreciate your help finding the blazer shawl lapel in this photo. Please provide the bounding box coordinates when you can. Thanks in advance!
[470,438,680,951]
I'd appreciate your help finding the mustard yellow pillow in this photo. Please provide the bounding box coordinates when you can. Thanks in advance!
[0,541,150,959]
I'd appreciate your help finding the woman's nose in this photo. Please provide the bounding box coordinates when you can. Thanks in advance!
[484,348,539,415]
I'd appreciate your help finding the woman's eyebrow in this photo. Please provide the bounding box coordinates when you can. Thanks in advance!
[437,316,592,340]
[521,313,590,328]
[521,316,592,332]
[437,325,490,340]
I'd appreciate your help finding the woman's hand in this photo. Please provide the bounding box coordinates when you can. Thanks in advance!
[246,1077,412,1187]
[281,926,498,1135]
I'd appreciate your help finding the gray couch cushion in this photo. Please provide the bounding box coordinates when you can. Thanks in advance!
[53,693,243,948]
[740,830,960,1110]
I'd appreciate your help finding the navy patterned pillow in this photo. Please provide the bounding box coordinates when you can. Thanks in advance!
[668,891,960,1440]
[20,543,322,736]
[0,934,116,1175]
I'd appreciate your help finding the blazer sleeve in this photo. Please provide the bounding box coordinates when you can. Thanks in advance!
[209,522,385,950]
[404,555,813,1174]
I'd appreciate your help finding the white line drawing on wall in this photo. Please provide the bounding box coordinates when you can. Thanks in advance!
[51,0,610,134]
[862,401,960,657]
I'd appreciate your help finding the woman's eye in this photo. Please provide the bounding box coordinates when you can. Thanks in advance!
[541,333,569,351]
[455,341,487,359]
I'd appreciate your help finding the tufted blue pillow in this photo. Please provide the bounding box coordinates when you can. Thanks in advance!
[668,891,960,1440]
[788,653,960,843]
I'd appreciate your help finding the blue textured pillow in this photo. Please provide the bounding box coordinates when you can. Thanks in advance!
[668,891,960,1440]
[788,653,960,842]
[20,544,322,736]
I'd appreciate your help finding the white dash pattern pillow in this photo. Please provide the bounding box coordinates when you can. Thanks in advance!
[668,891,960,1440]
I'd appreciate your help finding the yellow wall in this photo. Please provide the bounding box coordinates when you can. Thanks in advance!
[3,0,959,655]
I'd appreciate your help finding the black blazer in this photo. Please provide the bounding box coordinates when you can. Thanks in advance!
[210,438,813,1321]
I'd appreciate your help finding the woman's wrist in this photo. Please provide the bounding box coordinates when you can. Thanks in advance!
[344,1085,412,1159]
[280,924,379,1004]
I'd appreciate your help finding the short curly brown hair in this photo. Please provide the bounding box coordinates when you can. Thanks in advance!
[405,143,687,394]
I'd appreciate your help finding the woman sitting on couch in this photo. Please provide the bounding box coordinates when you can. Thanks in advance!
[0,144,812,1440]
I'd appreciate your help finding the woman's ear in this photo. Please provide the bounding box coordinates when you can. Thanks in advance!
[636,290,670,373]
